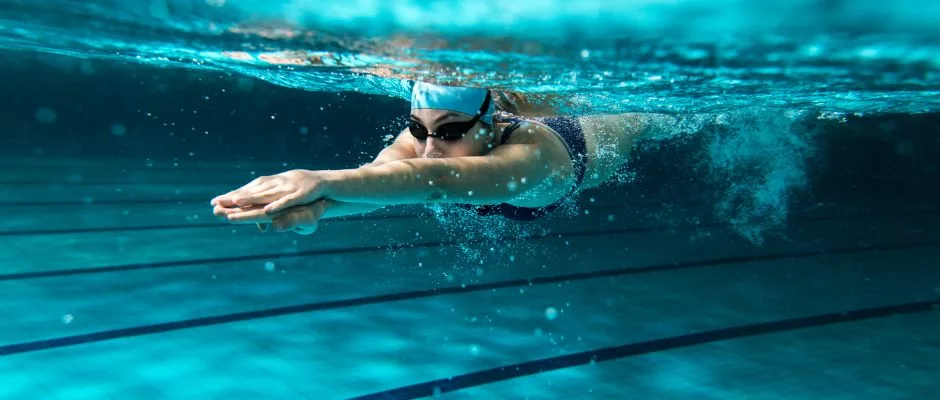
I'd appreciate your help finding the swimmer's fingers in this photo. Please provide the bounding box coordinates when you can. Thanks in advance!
[213,205,234,219]
[234,186,294,207]
[210,192,238,208]
[212,181,257,207]
[211,179,275,207]
[272,201,329,235]
[272,212,317,235]
[263,192,306,214]
[223,207,274,224]
[213,204,262,220]
[229,182,280,206]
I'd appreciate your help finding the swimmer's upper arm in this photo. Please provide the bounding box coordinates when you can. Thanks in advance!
[324,123,574,207]
[418,122,573,205]
[363,128,417,167]
[494,122,576,199]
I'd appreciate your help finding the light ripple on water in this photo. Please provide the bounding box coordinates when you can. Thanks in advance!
[1,0,939,114]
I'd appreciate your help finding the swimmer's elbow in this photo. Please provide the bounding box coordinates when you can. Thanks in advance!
[401,159,456,203]
[405,158,533,205]
[423,170,463,203]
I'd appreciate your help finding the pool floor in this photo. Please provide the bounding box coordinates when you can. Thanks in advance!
[1,157,938,399]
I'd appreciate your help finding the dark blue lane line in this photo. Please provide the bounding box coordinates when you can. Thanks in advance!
[0,204,636,236]
[0,198,211,206]
[2,194,675,208]
[1,239,937,357]
[0,222,228,236]
[0,223,696,281]
[1,207,935,281]
[0,163,298,172]
[351,298,940,400]
[0,213,423,237]
[1,196,343,206]
[0,180,247,185]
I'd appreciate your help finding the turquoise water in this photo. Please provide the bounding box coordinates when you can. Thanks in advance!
[2,1,940,399]
[2,0,940,113]
[2,157,939,399]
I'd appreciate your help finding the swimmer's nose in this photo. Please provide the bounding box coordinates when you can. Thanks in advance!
[423,139,445,158]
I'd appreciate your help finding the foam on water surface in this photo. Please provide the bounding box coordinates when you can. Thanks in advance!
[2,0,939,114]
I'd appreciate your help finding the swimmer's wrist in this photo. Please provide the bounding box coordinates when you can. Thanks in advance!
[317,168,362,200]
[318,170,342,198]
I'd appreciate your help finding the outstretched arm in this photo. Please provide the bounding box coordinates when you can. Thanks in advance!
[213,129,418,220]
[313,129,418,218]
[260,123,573,214]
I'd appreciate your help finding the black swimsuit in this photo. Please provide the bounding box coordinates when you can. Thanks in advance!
[464,116,589,221]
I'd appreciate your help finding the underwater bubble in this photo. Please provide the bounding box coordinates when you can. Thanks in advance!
[62,314,74,324]
[264,261,276,272]
[507,180,519,191]
[299,126,308,134]
[545,307,559,320]
[469,344,480,355]
[35,107,57,124]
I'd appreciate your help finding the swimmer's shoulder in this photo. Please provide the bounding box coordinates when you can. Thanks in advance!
[497,118,566,149]
[495,119,573,171]
[496,117,550,144]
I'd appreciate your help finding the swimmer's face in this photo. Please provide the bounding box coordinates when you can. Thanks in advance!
[409,109,494,158]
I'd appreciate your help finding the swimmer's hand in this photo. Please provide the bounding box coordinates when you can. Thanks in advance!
[213,201,328,235]
[210,169,330,214]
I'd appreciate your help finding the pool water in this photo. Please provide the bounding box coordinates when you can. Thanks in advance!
[2,1,940,399]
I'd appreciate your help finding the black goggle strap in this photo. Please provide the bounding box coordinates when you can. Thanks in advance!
[470,90,492,126]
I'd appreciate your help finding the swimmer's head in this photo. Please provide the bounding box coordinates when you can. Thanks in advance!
[409,81,496,158]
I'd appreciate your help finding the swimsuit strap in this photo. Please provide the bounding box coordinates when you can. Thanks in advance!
[466,116,587,221]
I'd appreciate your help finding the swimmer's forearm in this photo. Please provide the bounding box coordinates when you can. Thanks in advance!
[312,153,403,217]
[323,162,448,205]
[318,199,385,219]
[324,156,537,206]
